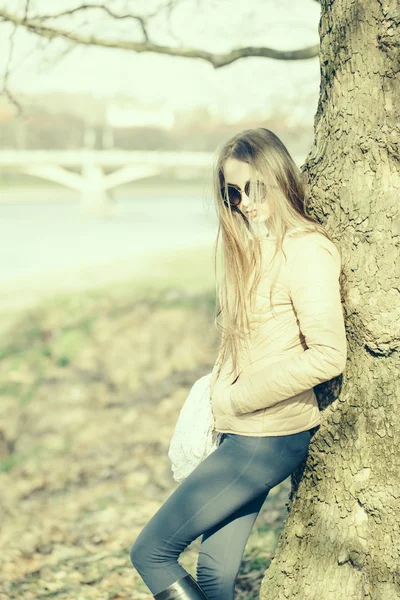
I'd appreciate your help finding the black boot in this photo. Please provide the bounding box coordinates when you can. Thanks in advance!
[153,574,209,599]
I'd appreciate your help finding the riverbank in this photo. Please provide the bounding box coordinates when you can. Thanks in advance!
[0,241,216,311]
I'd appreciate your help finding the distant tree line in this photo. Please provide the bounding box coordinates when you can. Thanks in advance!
[0,102,313,153]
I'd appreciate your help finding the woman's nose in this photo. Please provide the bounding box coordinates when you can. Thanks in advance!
[241,192,252,210]
[240,192,251,208]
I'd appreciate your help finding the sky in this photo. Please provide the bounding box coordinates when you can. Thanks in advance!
[0,0,322,124]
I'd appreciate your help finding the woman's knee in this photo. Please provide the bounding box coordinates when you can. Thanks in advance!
[129,540,142,569]
[129,529,153,570]
[130,524,177,572]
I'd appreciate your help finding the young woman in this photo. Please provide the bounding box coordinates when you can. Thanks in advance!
[129,128,347,600]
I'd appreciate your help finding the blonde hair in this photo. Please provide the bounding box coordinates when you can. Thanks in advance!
[212,127,334,382]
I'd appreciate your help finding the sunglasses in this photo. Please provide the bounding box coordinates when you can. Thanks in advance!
[220,179,268,208]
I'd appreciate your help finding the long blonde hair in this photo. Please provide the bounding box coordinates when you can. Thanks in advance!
[212,127,334,381]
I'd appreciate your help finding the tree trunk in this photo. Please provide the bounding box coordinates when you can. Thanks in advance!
[259,1,400,599]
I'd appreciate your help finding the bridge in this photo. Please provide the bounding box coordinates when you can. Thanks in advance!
[0,149,305,217]
[0,150,215,216]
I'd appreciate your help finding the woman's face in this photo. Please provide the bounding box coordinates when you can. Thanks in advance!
[222,158,271,223]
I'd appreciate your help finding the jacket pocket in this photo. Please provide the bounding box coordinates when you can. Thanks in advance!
[211,379,236,417]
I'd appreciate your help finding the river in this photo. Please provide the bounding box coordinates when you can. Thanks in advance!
[0,183,218,312]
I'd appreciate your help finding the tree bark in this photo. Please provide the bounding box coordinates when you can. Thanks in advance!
[258,1,400,599]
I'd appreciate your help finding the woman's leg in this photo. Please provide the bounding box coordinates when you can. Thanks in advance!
[130,430,311,598]
[196,429,314,600]
[196,490,268,600]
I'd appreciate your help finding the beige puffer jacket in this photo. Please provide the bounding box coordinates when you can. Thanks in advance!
[209,230,347,436]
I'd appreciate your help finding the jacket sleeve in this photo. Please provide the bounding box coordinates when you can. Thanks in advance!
[229,237,347,415]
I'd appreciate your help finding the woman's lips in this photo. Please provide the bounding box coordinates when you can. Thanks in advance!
[247,210,257,217]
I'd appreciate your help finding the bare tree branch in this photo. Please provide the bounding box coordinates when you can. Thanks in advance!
[29,3,154,43]
[0,22,23,116]
[23,0,31,21]
[0,7,319,69]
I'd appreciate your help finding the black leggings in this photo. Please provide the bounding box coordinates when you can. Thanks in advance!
[130,427,317,599]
